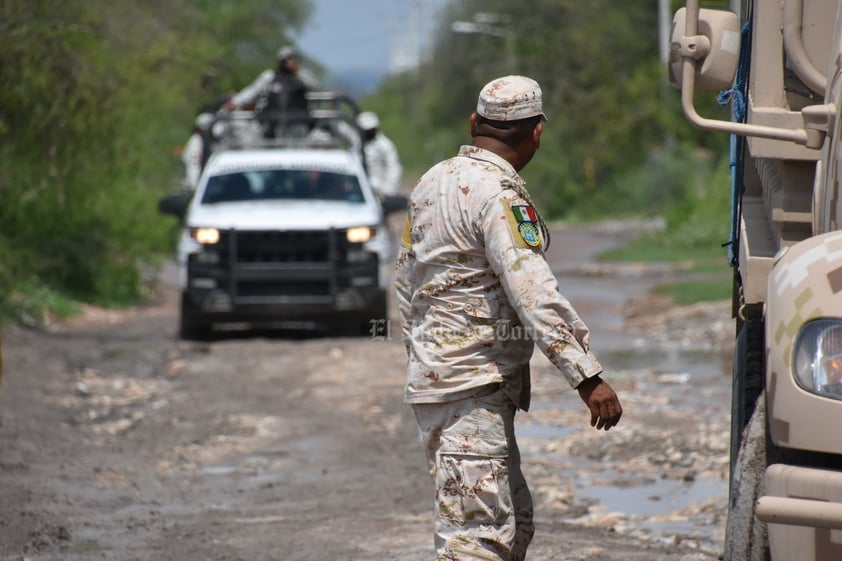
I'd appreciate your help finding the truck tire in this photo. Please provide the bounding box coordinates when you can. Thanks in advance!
[334,290,388,337]
[724,306,770,561]
[369,289,388,323]
[723,395,770,561]
[362,290,389,338]
[729,306,765,485]
[179,294,210,341]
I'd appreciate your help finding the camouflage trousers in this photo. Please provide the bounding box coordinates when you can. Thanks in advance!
[412,385,534,561]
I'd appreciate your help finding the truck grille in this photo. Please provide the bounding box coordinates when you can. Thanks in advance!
[222,230,344,263]
[237,280,331,297]
[188,228,378,304]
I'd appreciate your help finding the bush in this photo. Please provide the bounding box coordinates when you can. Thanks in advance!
[0,0,310,323]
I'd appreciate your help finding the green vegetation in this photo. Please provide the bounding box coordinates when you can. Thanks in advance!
[0,0,311,324]
[598,152,734,305]
[599,242,724,266]
[365,1,733,218]
[1,0,738,323]
[364,2,736,309]
[653,278,732,306]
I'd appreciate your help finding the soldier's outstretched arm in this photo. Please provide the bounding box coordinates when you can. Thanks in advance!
[480,189,601,388]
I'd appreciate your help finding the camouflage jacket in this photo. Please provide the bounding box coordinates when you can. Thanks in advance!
[395,145,602,410]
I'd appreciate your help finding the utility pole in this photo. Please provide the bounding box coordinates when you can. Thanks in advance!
[658,0,670,65]
[451,13,513,69]
[731,0,741,19]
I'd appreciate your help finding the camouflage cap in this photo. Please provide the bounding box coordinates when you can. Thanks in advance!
[476,75,547,122]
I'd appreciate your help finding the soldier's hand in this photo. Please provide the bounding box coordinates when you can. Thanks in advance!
[576,375,622,431]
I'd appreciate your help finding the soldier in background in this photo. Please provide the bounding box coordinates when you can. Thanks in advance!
[227,46,319,138]
[181,113,215,191]
[395,75,623,561]
[356,111,402,197]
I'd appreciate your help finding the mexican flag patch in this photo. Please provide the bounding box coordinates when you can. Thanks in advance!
[512,205,537,223]
[502,200,543,250]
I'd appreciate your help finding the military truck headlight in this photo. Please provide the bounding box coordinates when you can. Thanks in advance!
[793,319,842,400]
[347,227,375,243]
[191,227,220,245]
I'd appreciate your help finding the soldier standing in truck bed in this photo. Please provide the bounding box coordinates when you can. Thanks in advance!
[227,46,319,138]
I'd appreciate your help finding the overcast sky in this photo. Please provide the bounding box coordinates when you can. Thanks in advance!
[296,0,450,80]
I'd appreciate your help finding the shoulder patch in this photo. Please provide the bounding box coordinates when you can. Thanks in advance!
[502,200,542,250]
[518,222,541,247]
[511,205,537,223]
[400,214,412,250]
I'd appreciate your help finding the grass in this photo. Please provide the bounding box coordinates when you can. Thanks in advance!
[599,234,733,307]
[598,237,727,267]
[652,278,732,306]
[0,278,81,326]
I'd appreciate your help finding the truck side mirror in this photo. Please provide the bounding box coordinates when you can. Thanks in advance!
[380,194,408,216]
[669,7,741,92]
[158,192,191,220]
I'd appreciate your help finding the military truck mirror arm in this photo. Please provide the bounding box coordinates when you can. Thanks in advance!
[673,34,710,61]
[677,0,832,149]
[802,103,837,146]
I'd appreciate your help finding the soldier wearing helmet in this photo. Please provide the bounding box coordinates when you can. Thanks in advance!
[181,113,215,191]
[356,111,402,197]
[227,46,319,138]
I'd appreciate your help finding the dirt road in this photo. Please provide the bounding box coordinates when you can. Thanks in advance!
[0,222,729,561]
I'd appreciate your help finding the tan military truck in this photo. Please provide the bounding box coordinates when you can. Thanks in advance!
[669,1,842,559]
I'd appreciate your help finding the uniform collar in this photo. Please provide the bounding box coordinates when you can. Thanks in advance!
[457,145,522,183]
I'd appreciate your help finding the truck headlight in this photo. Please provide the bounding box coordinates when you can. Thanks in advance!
[793,319,842,400]
[347,226,375,243]
[191,227,220,245]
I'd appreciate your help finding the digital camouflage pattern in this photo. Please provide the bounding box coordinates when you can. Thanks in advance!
[765,230,842,453]
[413,386,533,561]
[395,145,602,411]
[476,75,547,123]
[396,143,603,560]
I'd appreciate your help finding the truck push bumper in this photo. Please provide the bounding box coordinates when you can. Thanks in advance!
[757,464,842,559]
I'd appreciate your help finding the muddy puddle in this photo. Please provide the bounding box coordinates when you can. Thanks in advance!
[520,223,732,554]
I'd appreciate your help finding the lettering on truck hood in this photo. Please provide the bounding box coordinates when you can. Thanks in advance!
[187,199,381,230]
[204,148,364,176]
[207,161,357,176]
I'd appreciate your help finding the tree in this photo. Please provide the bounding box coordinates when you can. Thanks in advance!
[363,0,730,219]
[0,0,311,320]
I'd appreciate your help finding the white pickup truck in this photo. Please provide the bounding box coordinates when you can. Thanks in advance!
[159,100,405,339]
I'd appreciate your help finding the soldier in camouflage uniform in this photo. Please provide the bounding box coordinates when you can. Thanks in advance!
[395,75,623,561]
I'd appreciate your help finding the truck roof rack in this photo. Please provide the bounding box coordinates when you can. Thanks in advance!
[209,91,363,153]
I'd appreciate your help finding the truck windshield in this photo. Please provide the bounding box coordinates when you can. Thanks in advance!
[201,169,365,204]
